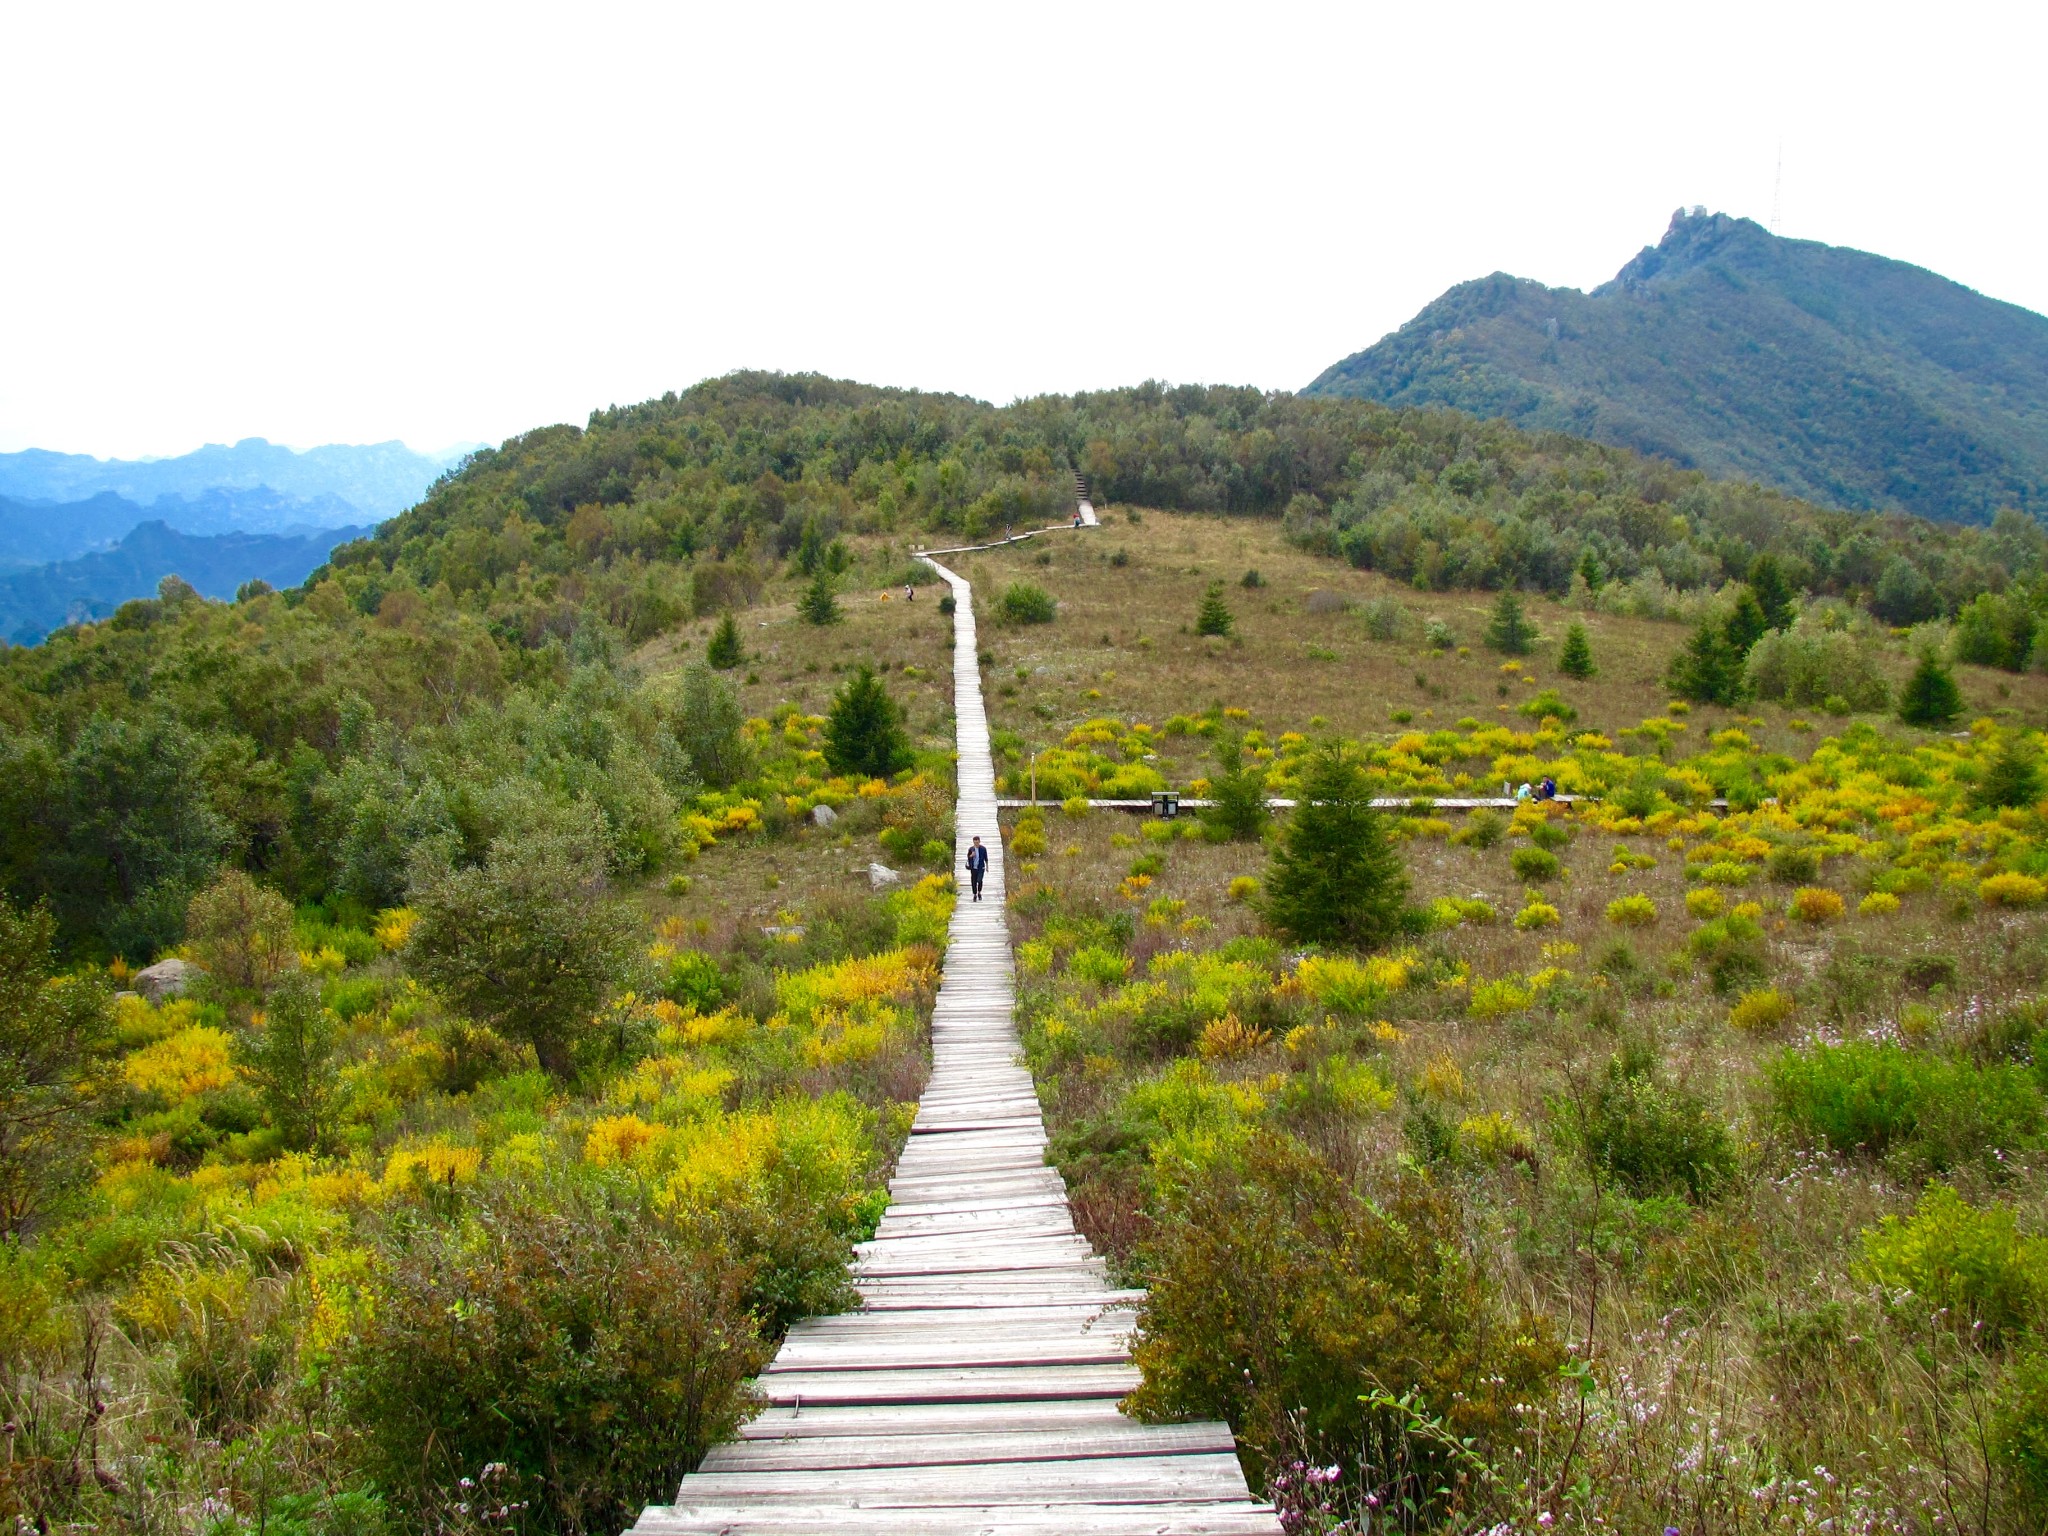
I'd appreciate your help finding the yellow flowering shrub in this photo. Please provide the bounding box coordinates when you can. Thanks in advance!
[1606,894,1658,927]
[124,1025,238,1100]
[1197,1014,1271,1060]
[373,907,418,950]
[1686,887,1726,919]
[1981,872,2048,908]
[1730,987,1795,1032]
[1788,887,1846,924]
[382,1140,483,1195]
[585,1114,669,1168]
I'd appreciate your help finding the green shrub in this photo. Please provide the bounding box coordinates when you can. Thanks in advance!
[999,582,1056,624]
[1528,819,1571,850]
[1509,846,1561,883]
[1767,1042,2044,1175]
[1125,1130,1561,1491]
[1571,1049,1735,1200]
[1516,688,1576,725]
[1068,946,1131,986]
[341,1176,766,1534]
[1995,1346,2048,1521]
[662,948,726,1013]
[1766,844,1822,884]
[1859,1183,2048,1340]
[1744,626,1890,712]
[1452,808,1506,850]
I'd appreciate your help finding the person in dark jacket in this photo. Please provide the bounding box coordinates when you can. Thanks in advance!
[965,836,989,900]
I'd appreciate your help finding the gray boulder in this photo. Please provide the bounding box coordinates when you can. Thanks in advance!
[133,958,199,1002]
[811,803,838,828]
[867,862,903,890]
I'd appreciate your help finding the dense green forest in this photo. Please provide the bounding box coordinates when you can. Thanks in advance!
[1307,209,2048,525]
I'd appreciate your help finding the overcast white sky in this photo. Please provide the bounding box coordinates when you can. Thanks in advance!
[3,1,2042,460]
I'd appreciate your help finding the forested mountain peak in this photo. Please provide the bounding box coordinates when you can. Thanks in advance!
[1304,210,2048,524]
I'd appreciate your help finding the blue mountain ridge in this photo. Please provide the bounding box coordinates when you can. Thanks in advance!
[0,520,371,645]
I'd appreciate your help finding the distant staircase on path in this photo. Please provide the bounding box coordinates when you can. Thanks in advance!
[629,547,1276,1534]
[1074,472,1099,526]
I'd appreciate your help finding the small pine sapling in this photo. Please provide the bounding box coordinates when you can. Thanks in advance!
[1897,649,1964,728]
[1484,589,1534,655]
[1557,621,1597,680]
[798,571,841,626]
[705,611,743,669]
[1195,582,1235,638]
[1262,748,1410,948]
[824,665,914,780]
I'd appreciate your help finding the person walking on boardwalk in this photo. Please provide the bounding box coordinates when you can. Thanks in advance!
[966,835,989,901]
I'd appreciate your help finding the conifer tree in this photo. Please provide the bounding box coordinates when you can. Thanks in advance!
[1200,736,1269,843]
[1195,582,1235,638]
[1747,553,1795,631]
[1577,548,1605,592]
[1484,589,1534,655]
[705,611,743,670]
[1722,588,1768,655]
[1974,732,2043,810]
[1263,748,1409,949]
[1898,649,1964,728]
[798,571,840,626]
[1666,616,1747,706]
[1557,621,1597,680]
[824,666,913,780]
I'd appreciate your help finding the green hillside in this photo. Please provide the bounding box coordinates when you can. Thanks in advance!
[10,372,2048,1532]
[1305,209,2048,524]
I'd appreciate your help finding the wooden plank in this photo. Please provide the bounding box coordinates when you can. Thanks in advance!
[735,1400,1137,1440]
[673,1453,1254,1505]
[755,1363,1140,1407]
[633,1504,1284,1535]
[706,1422,1234,1472]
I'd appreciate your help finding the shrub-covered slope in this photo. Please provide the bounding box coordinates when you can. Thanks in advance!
[1305,209,2048,524]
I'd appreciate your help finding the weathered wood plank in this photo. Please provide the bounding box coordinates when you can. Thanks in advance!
[632,1502,1284,1535]
[673,1452,1253,1503]
[705,1422,1234,1471]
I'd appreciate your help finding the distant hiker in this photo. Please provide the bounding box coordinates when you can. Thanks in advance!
[1072,511,1083,528]
[966,836,989,901]
[1537,774,1558,801]
[905,583,915,601]
[1516,782,1533,803]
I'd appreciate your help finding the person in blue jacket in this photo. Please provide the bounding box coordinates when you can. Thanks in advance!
[966,836,989,900]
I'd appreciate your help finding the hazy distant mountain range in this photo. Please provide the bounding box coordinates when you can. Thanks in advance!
[0,437,466,523]
[0,520,369,644]
[0,437,465,641]
[1305,210,2048,524]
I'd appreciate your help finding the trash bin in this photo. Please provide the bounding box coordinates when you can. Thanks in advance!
[1152,792,1181,820]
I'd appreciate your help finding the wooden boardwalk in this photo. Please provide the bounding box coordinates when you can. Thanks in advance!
[630,551,1277,1534]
